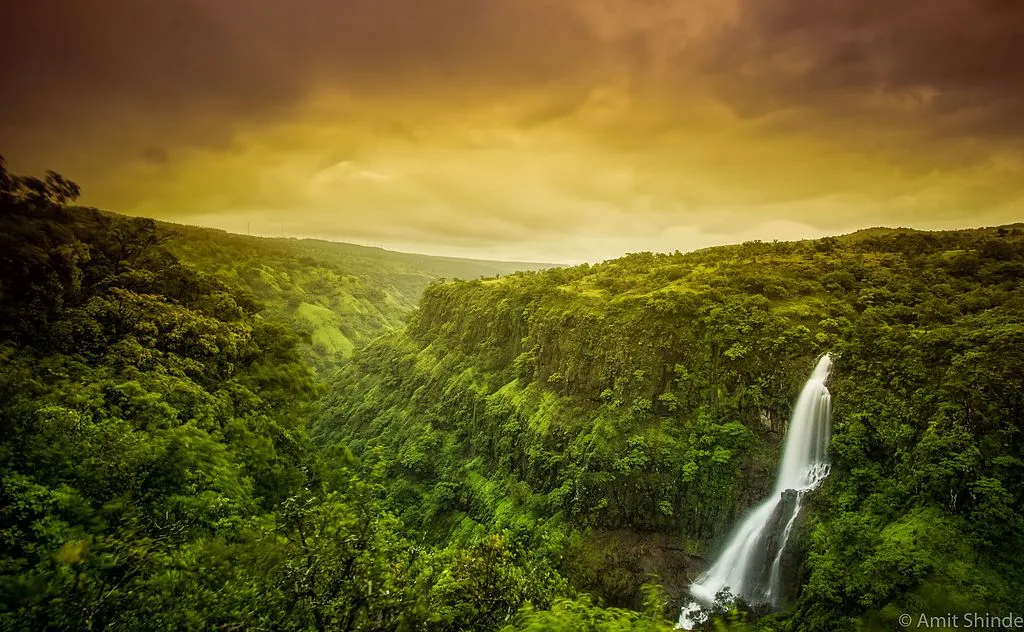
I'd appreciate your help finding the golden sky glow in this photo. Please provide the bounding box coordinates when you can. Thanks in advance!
[2,0,1022,262]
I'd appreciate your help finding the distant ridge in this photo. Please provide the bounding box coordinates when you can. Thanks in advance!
[78,207,557,374]
[837,223,1024,242]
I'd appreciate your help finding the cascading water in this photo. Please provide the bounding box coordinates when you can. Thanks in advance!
[679,354,833,629]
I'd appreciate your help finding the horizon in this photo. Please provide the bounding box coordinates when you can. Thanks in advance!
[105,205,1024,267]
[2,0,1022,262]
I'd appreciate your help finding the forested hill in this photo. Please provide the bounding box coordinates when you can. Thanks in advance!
[3,157,1023,631]
[0,161,620,631]
[316,225,1024,629]
[146,217,554,374]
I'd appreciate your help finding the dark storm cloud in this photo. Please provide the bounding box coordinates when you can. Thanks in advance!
[0,0,599,166]
[4,0,1022,153]
[0,0,1021,262]
[695,0,1024,139]
[0,0,595,111]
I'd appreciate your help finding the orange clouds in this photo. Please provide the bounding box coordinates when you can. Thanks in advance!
[0,0,1021,261]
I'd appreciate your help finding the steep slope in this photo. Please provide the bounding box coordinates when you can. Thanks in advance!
[146,217,555,374]
[0,167,610,632]
[0,177,324,629]
[315,226,1024,627]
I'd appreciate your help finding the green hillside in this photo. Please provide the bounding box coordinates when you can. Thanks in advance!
[2,160,1023,631]
[315,225,1024,628]
[152,219,554,374]
[0,165,595,632]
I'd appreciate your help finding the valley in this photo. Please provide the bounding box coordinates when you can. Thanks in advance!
[2,165,1023,630]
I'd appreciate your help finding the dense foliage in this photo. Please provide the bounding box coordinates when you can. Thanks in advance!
[4,156,1023,631]
[0,161,599,631]
[161,222,553,376]
[317,225,1024,629]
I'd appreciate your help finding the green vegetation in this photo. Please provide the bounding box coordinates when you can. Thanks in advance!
[2,157,1023,630]
[157,218,553,375]
[316,227,1024,629]
[0,160,589,631]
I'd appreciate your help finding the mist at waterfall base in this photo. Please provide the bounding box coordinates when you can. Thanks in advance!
[679,354,834,629]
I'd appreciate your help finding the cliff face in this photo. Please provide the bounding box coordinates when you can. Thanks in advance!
[315,243,841,607]
[761,488,811,606]
[323,256,835,522]
[315,227,1024,617]
[772,489,816,606]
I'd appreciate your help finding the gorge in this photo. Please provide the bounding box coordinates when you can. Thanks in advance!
[2,168,1023,630]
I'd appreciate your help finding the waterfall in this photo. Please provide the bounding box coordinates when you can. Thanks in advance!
[679,354,833,629]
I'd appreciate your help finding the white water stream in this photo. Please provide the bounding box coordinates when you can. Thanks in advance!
[679,354,833,628]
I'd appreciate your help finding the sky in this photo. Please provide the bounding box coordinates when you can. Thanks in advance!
[1,0,1022,263]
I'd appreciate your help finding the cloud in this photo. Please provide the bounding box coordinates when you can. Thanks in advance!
[691,0,1024,137]
[141,147,169,166]
[0,0,1021,262]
